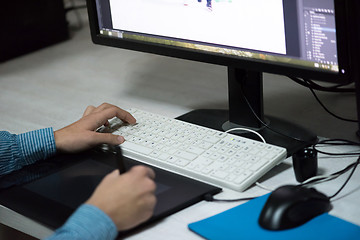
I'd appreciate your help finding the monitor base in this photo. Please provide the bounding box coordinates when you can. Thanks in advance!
[176,109,318,157]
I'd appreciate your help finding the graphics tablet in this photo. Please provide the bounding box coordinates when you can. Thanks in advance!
[0,149,221,238]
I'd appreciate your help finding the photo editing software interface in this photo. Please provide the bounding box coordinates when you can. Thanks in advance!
[95,0,340,74]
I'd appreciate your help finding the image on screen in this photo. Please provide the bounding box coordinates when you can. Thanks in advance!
[110,0,286,54]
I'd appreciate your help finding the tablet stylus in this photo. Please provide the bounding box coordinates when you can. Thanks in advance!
[113,145,126,174]
[99,144,126,174]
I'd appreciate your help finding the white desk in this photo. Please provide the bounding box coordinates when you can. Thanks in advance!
[0,10,359,239]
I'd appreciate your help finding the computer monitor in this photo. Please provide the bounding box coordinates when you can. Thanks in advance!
[86,0,354,155]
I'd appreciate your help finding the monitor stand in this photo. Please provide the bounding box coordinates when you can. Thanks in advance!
[176,67,318,157]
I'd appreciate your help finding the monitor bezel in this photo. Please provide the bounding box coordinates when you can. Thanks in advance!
[86,0,352,83]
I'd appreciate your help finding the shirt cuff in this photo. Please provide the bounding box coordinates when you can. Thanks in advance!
[47,204,118,240]
[17,127,56,165]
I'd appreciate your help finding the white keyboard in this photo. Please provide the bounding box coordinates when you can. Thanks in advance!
[100,108,287,191]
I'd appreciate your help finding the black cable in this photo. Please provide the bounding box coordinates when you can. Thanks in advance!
[305,79,355,93]
[316,139,360,146]
[313,139,360,156]
[240,88,308,143]
[289,77,355,93]
[300,158,360,187]
[289,77,357,122]
[241,76,358,142]
[302,78,357,123]
[328,156,360,199]
[236,74,351,143]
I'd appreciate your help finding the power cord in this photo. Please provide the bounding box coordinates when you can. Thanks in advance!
[300,157,359,187]
[289,77,357,123]
[312,139,360,156]
[328,156,360,199]
[225,128,266,143]
[240,87,308,143]
[237,76,358,144]
[289,76,355,93]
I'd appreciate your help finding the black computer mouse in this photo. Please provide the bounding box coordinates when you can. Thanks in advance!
[258,185,331,230]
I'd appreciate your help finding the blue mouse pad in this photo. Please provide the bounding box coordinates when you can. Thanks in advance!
[188,194,360,240]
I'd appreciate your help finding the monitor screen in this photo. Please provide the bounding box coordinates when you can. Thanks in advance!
[86,0,352,154]
[90,0,349,81]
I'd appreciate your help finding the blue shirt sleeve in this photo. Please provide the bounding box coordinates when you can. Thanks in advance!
[45,204,118,240]
[0,128,56,176]
[0,128,118,240]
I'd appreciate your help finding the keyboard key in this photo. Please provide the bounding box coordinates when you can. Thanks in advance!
[121,141,153,155]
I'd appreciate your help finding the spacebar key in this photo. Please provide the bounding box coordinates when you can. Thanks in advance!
[121,141,153,155]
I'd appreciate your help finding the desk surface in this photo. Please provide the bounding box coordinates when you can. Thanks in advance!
[0,10,359,240]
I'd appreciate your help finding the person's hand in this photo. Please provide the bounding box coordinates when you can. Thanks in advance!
[86,166,157,231]
[54,103,136,153]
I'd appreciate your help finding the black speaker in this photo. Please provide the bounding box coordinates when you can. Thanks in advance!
[0,0,69,62]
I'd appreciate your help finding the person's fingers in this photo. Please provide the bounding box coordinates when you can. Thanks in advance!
[83,105,96,117]
[83,103,113,125]
[96,103,136,124]
[102,169,120,182]
[91,132,125,145]
[81,105,136,130]
[109,169,120,177]
[86,164,157,231]
[140,194,157,219]
[105,107,136,124]
[146,167,156,180]
[88,103,117,115]
[131,165,156,181]
[90,107,136,128]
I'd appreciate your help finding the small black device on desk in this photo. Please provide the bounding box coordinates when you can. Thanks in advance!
[0,146,221,238]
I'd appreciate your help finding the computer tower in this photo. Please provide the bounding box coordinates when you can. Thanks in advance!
[0,0,69,62]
